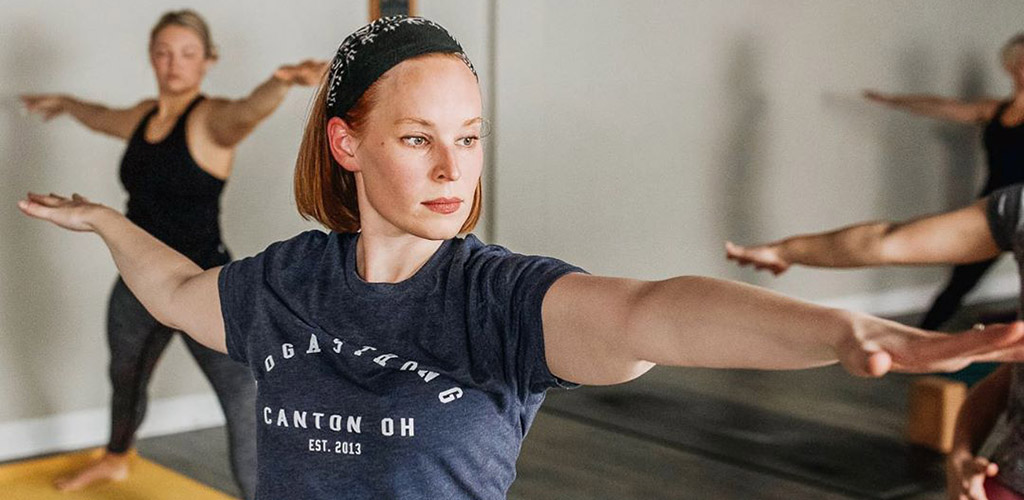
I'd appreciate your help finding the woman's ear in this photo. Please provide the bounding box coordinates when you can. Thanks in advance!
[327,116,360,172]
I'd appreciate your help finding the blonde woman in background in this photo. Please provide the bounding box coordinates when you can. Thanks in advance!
[20,10,325,496]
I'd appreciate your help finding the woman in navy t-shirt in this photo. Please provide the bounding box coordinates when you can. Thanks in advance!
[19,16,1024,500]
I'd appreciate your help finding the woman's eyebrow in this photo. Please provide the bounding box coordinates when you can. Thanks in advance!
[394,117,483,127]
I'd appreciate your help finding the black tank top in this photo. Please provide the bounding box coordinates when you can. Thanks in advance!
[982,101,1024,194]
[119,95,229,269]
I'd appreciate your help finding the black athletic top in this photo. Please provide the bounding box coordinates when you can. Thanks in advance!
[982,101,1024,195]
[119,95,229,269]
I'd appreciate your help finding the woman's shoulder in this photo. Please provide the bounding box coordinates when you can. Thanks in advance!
[226,230,338,290]
[452,234,511,261]
[453,234,580,276]
[250,229,336,267]
[265,229,333,253]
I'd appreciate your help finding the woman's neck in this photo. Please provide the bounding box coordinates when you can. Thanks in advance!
[355,232,445,283]
[155,88,201,119]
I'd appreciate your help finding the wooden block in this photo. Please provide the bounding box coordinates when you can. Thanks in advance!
[906,376,968,453]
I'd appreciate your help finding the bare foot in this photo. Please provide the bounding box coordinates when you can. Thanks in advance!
[54,450,132,491]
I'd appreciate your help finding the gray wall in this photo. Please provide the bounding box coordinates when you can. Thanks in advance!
[1,0,1021,447]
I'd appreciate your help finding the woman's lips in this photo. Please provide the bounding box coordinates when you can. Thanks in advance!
[422,198,463,215]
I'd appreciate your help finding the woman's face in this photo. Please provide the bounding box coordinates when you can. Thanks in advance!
[333,55,484,241]
[149,25,211,95]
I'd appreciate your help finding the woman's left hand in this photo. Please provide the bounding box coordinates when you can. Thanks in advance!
[274,60,329,86]
[838,317,1024,377]
[17,192,110,232]
[725,241,791,275]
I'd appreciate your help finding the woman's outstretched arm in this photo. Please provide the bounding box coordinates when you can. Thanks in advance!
[202,59,328,148]
[724,199,1000,275]
[541,272,1024,386]
[20,95,154,140]
[862,90,1001,124]
[17,192,226,352]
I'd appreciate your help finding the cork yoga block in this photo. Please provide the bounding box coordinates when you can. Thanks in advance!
[906,376,968,453]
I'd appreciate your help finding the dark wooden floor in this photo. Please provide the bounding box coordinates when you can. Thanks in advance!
[125,297,1016,499]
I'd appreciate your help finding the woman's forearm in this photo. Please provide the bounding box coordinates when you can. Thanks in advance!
[59,96,119,134]
[886,94,954,114]
[237,75,292,123]
[90,207,204,331]
[205,74,292,146]
[628,276,868,371]
[18,193,225,351]
[775,222,894,268]
[872,93,991,123]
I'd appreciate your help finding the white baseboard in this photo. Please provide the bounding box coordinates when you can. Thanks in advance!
[0,393,224,463]
[0,272,1019,463]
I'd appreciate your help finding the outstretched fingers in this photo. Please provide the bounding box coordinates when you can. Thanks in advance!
[17,197,51,220]
[724,241,757,268]
[27,192,69,207]
[894,322,1024,371]
[724,241,786,275]
[17,191,104,233]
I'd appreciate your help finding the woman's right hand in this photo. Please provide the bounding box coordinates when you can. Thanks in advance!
[273,59,329,86]
[863,89,898,106]
[17,192,111,232]
[725,241,791,275]
[947,451,998,500]
[20,94,67,120]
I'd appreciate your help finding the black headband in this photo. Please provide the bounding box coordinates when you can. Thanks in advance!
[325,16,476,118]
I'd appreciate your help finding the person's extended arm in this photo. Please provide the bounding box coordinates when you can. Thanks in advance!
[20,95,153,140]
[725,199,1000,275]
[541,272,1024,386]
[203,60,327,147]
[863,90,1000,124]
[17,193,225,352]
[946,365,1012,500]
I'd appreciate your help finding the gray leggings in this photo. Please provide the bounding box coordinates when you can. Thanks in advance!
[106,278,256,499]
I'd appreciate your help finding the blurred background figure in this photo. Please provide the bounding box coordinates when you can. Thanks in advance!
[19,9,324,496]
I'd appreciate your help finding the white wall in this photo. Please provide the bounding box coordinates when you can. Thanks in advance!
[2,0,1023,458]
[492,0,1020,301]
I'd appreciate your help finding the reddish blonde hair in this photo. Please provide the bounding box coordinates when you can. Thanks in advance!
[294,54,482,234]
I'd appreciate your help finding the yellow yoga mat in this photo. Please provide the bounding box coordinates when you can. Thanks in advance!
[0,448,238,500]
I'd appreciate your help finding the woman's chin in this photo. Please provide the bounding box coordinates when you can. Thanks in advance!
[406,220,467,241]
[158,82,201,96]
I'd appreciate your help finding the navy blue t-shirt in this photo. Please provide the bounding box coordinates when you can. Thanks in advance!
[218,230,584,499]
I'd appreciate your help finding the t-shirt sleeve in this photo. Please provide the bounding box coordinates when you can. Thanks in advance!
[986,185,1024,252]
[477,251,586,397]
[218,230,328,366]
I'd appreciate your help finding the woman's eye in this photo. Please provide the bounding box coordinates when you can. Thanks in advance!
[402,136,427,147]
[458,136,479,147]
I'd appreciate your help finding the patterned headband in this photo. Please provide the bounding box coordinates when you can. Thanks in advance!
[325,16,477,118]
